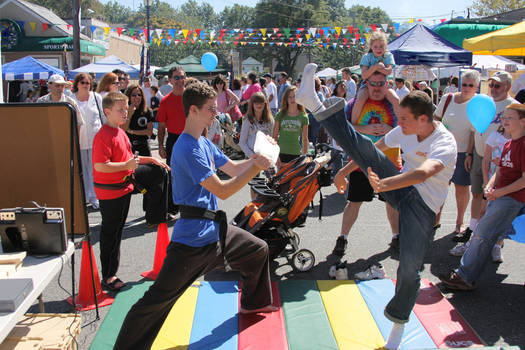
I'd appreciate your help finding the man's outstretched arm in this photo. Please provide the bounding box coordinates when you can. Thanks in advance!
[367,159,444,193]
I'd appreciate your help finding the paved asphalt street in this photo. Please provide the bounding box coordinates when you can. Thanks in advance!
[25,148,525,349]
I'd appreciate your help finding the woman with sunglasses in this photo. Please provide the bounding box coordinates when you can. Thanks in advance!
[72,72,106,209]
[96,72,120,98]
[123,84,154,156]
[434,69,480,237]
[211,74,240,118]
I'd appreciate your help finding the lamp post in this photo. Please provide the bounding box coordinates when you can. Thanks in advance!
[143,0,152,78]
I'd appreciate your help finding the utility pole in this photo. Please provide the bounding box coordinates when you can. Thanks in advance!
[307,18,311,63]
[73,0,81,68]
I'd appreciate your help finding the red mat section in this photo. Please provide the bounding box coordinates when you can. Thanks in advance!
[238,281,288,350]
[413,279,484,348]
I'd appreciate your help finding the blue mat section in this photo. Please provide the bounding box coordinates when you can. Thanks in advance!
[357,279,436,350]
[188,281,239,350]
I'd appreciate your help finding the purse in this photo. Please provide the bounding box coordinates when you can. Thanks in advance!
[226,90,243,121]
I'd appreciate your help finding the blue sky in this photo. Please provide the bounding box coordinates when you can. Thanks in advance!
[101,0,475,25]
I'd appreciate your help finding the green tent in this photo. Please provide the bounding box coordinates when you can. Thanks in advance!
[433,22,511,48]
[4,36,106,56]
[154,55,227,77]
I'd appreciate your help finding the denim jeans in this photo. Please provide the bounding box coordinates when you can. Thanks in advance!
[315,98,437,323]
[458,196,525,284]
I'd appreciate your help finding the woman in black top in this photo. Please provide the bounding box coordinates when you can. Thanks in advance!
[124,84,154,156]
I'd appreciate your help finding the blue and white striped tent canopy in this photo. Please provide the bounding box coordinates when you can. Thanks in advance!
[2,56,64,81]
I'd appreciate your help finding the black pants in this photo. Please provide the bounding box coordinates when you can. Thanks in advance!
[131,140,151,157]
[99,193,131,281]
[114,225,272,349]
[134,164,169,225]
[165,132,180,213]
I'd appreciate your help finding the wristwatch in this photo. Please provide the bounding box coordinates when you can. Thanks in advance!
[466,153,473,157]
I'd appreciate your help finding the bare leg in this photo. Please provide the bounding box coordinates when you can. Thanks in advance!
[454,184,470,232]
[340,201,363,236]
[351,88,368,123]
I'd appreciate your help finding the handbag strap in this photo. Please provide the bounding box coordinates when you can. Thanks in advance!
[93,92,104,125]
[442,93,453,118]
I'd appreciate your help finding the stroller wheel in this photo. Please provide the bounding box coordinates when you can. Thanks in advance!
[291,249,315,272]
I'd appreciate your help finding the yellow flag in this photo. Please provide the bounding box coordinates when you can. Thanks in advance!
[409,18,414,23]
[104,27,110,35]
[305,34,311,40]
[365,33,370,41]
[335,27,341,35]
[30,22,36,31]
[260,28,266,36]
[261,42,266,47]
[182,29,189,39]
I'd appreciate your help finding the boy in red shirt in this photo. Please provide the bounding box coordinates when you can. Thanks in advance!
[440,103,525,290]
[92,92,169,291]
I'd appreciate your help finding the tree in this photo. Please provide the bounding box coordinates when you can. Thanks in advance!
[471,0,525,17]
[26,0,104,20]
[219,4,255,28]
[103,1,133,24]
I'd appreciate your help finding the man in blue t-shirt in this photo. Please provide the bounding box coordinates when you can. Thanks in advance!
[115,82,276,349]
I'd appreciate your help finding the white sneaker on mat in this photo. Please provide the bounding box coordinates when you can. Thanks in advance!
[354,264,386,281]
[449,242,467,256]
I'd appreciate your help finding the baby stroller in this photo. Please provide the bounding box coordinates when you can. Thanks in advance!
[216,113,244,160]
[231,146,333,272]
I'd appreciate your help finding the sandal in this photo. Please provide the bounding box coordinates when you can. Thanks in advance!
[102,277,125,292]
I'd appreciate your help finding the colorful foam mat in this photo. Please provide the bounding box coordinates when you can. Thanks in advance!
[90,279,490,350]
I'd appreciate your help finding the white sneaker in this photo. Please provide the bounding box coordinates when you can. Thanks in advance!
[492,244,503,263]
[354,264,386,281]
[449,242,467,256]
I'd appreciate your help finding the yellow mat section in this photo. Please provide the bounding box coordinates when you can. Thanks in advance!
[317,280,385,350]
[151,282,200,350]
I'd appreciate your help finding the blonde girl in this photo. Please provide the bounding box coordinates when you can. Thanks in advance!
[351,31,399,122]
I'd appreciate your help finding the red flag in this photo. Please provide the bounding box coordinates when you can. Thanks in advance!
[441,18,447,23]
[347,26,353,34]
[371,24,377,31]
[42,22,48,31]
[116,27,123,36]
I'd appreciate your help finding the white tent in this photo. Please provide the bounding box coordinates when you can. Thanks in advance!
[316,67,337,78]
[71,55,140,79]
[394,65,437,81]
[431,55,525,78]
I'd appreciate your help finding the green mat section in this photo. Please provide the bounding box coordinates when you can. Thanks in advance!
[279,280,338,350]
[89,281,154,350]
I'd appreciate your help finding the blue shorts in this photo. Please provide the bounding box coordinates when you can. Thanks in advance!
[451,152,471,186]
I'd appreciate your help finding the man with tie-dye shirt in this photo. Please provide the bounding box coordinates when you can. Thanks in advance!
[331,72,402,257]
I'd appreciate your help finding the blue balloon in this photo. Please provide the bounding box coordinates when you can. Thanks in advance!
[511,214,525,244]
[467,94,496,133]
[201,52,218,72]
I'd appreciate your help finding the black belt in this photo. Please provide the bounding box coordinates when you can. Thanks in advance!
[94,173,147,194]
[179,205,228,263]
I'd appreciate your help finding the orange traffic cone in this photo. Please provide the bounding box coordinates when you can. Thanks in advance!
[141,223,169,280]
[67,240,114,311]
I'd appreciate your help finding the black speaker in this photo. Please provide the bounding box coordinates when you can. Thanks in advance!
[0,206,67,255]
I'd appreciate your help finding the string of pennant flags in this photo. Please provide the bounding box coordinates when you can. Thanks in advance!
[11,19,448,49]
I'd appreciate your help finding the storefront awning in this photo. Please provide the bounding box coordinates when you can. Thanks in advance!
[4,36,106,56]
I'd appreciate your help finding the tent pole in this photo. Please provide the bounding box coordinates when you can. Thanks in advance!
[437,68,441,104]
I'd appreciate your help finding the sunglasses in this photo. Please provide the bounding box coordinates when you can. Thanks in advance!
[112,81,120,85]
[118,77,126,81]
[79,81,90,85]
[367,80,386,87]
[489,83,502,89]
[172,75,186,81]
[131,94,142,97]
[461,83,475,88]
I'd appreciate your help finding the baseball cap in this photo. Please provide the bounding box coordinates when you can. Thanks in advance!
[263,73,272,78]
[48,74,66,84]
[489,71,512,84]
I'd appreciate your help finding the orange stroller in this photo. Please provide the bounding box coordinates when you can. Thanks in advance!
[231,148,333,272]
